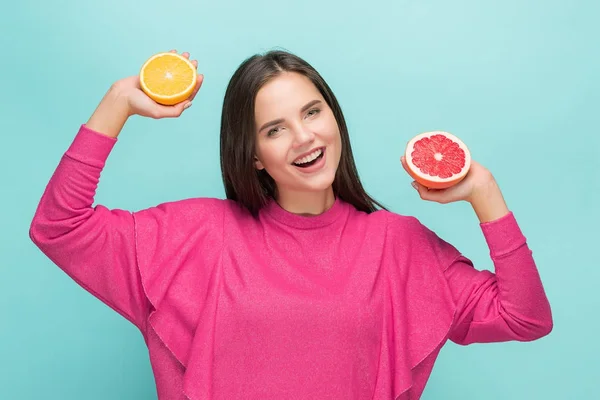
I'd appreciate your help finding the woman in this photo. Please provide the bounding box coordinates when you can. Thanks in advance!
[29,49,553,399]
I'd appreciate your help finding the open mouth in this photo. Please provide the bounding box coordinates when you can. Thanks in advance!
[292,148,325,168]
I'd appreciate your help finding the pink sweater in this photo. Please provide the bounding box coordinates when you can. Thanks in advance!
[29,124,552,399]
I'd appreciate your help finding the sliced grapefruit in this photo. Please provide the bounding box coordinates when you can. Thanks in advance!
[139,52,197,106]
[404,131,471,189]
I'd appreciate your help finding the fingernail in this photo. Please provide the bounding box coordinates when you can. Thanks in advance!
[411,181,418,190]
[184,102,192,109]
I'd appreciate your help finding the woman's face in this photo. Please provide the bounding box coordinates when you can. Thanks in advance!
[253,72,342,198]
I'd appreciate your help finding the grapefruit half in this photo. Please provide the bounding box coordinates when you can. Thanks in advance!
[404,131,471,189]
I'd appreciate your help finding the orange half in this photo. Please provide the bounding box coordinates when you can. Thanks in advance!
[139,52,197,106]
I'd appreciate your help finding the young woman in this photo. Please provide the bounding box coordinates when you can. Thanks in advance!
[29,49,553,399]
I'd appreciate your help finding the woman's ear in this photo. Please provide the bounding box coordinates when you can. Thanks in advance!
[254,156,264,170]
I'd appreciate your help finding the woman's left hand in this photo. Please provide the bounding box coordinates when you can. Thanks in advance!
[400,157,496,205]
[400,157,511,222]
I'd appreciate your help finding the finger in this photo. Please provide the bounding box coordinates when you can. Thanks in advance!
[400,156,409,173]
[156,102,189,119]
[182,52,190,59]
[169,49,177,53]
[188,74,204,102]
[412,181,433,201]
[412,181,449,203]
[191,59,198,68]
[411,180,423,193]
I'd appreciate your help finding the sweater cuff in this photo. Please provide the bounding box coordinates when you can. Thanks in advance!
[479,211,527,257]
[65,124,117,169]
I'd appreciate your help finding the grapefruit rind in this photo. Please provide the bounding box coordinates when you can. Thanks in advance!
[139,52,197,106]
[404,131,471,189]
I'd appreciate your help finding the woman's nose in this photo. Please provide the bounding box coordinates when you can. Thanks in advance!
[293,124,316,147]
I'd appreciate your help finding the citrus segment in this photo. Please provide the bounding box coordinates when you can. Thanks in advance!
[139,52,197,106]
[404,131,471,189]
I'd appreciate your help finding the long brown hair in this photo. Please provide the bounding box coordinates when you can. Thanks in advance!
[220,49,386,216]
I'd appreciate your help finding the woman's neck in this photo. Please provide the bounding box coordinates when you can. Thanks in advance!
[275,187,335,216]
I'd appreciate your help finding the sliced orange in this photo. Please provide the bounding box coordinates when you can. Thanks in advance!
[139,52,197,106]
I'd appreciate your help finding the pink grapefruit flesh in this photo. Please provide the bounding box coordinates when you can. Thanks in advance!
[404,131,471,189]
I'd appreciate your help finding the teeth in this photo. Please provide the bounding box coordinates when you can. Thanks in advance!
[293,149,322,165]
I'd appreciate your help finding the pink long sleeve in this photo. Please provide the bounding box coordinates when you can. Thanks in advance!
[29,125,151,333]
[445,212,553,344]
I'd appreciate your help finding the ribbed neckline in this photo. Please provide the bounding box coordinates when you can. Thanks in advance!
[261,196,347,229]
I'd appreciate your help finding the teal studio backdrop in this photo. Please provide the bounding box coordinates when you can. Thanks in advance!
[1,0,598,399]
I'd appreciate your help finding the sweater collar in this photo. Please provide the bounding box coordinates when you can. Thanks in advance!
[261,196,347,229]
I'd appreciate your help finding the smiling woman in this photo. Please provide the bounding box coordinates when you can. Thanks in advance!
[219,51,385,217]
[29,48,553,400]
[252,73,342,213]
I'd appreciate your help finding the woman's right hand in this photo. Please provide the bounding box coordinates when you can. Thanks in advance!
[115,50,203,119]
[86,50,202,138]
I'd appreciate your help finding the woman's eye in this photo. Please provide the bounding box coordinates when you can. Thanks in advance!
[306,108,320,117]
[267,127,280,136]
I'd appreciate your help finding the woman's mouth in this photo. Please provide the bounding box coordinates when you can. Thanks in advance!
[292,147,326,172]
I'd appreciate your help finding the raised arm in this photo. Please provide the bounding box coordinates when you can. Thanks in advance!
[29,51,203,332]
[401,156,553,344]
[445,211,553,344]
[29,122,150,330]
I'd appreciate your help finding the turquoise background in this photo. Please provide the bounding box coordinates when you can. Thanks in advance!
[1,0,598,398]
